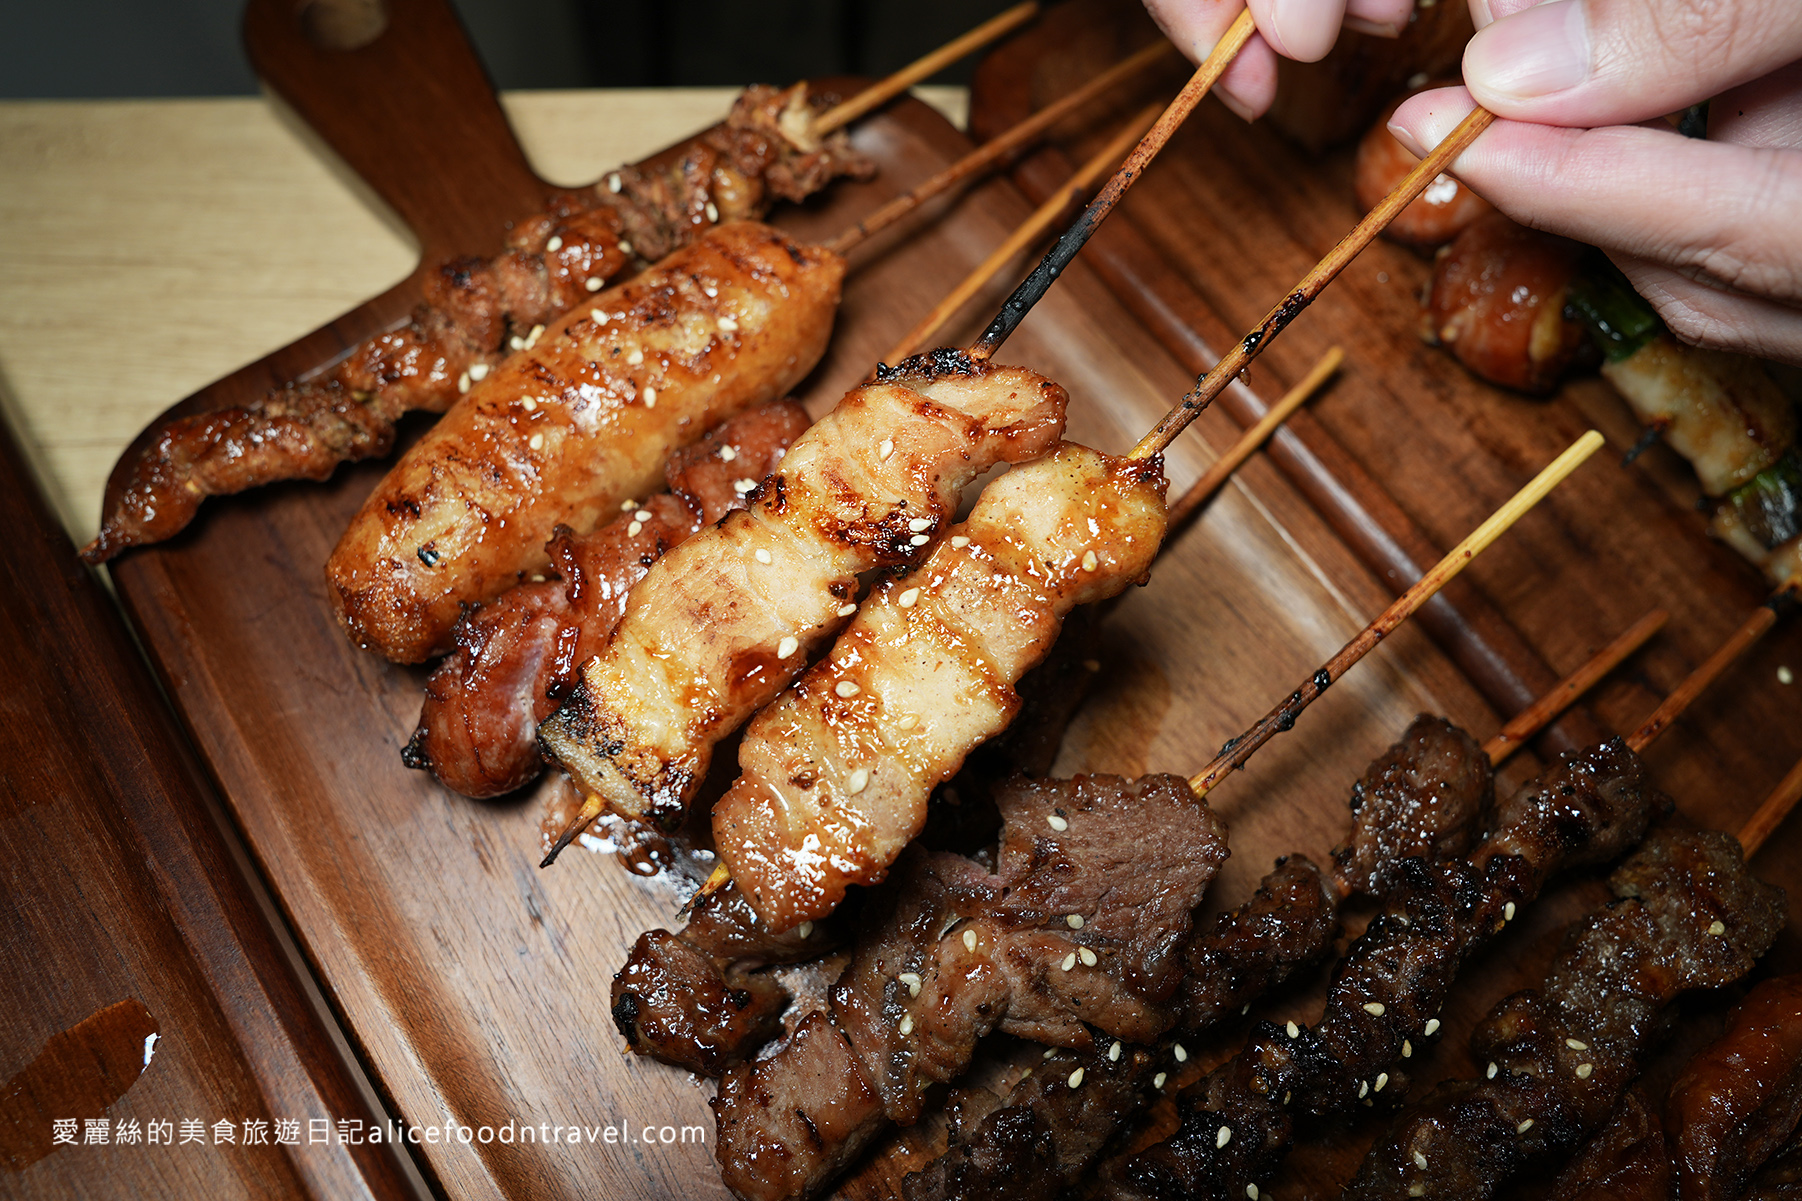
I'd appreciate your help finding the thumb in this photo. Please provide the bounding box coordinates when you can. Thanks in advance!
[1463,0,1802,126]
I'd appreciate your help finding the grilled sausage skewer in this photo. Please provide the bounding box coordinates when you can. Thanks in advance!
[1116,600,1791,1201]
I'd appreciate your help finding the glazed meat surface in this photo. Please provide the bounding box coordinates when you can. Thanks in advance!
[1425,211,1588,395]
[1549,1089,1674,1201]
[712,773,1227,1201]
[84,84,869,564]
[1332,713,1494,898]
[327,220,844,663]
[1667,973,1802,1201]
[1604,334,1797,496]
[714,442,1167,930]
[539,350,1068,827]
[1179,853,1340,1031]
[1344,824,1784,1200]
[404,400,808,796]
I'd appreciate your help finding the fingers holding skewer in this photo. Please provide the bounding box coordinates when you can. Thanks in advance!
[1189,429,1606,799]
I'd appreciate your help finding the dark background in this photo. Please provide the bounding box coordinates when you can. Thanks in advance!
[1,0,1018,98]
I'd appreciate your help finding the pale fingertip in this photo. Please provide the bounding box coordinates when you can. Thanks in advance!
[1389,87,1477,155]
[1463,0,1591,106]
[1217,36,1280,121]
[1468,0,1496,29]
[1259,0,1347,63]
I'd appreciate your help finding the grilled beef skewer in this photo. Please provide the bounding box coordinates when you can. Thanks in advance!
[85,85,869,566]
[1119,738,1667,1201]
[712,773,1230,1201]
[1546,1088,1673,1201]
[402,400,809,797]
[1344,823,1784,1200]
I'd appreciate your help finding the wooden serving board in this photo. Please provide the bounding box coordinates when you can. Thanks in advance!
[95,2,1800,1200]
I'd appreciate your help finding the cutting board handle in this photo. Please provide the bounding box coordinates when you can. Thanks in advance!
[242,0,550,258]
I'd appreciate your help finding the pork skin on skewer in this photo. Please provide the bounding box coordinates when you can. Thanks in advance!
[84,84,870,565]
[404,399,810,797]
[328,220,845,663]
[538,349,1068,828]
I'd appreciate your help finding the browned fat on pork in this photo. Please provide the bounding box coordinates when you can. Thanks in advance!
[537,351,1068,828]
[714,442,1167,931]
[326,221,844,664]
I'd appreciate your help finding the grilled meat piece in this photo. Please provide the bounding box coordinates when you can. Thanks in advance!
[328,221,844,663]
[1344,824,1784,1200]
[1667,973,1802,1200]
[611,881,842,1078]
[539,349,1068,828]
[404,400,809,796]
[1119,739,1665,1201]
[1425,211,1589,395]
[715,442,1167,930]
[1180,853,1339,1031]
[1549,1088,1674,1201]
[1747,1124,1802,1200]
[1603,334,1798,496]
[1332,714,1494,898]
[712,772,1228,1201]
[1356,89,1493,250]
[84,85,869,564]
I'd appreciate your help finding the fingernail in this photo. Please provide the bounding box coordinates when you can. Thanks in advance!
[1465,0,1591,100]
[1270,0,1343,60]
[1343,15,1404,38]
[1469,0,1495,28]
[1386,120,1426,158]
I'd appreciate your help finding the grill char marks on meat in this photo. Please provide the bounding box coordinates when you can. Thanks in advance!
[1332,714,1494,898]
[913,714,1494,1199]
[329,221,845,663]
[712,773,1228,1201]
[1667,973,1802,1200]
[1120,739,1666,1201]
[540,351,1069,828]
[715,443,1168,931]
[611,881,843,1077]
[1549,1088,1673,1201]
[404,400,809,797]
[84,84,871,565]
[611,611,1110,1079]
[1344,824,1784,1200]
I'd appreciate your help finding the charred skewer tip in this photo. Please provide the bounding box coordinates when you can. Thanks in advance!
[540,794,605,868]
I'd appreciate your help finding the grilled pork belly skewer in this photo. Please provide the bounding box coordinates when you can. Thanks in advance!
[702,445,1597,1201]
[1116,601,1793,1201]
[904,609,1669,1201]
[83,85,871,566]
[402,401,809,797]
[607,354,1342,1072]
[1344,821,1784,1201]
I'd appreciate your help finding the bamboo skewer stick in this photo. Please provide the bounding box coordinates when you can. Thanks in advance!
[1188,430,1604,798]
[812,2,1043,136]
[823,41,1178,258]
[1167,347,1343,531]
[1626,579,1800,753]
[884,102,1164,363]
[966,8,1259,361]
[1130,104,1497,460]
[1481,607,1669,766]
[1740,752,1802,858]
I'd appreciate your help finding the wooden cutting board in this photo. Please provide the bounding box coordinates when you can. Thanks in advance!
[95,1,1801,1198]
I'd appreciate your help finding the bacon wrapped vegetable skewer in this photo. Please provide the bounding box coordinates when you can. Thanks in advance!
[714,441,1167,930]
[82,85,869,566]
[1343,824,1784,1200]
[537,350,1068,832]
[403,400,809,797]
[327,220,845,663]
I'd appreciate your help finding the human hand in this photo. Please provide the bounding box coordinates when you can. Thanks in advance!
[1388,0,1802,363]
[1142,0,1416,120]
